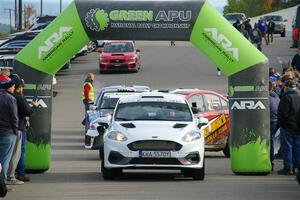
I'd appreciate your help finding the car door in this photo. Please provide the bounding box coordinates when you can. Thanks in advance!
[201,93,229,146]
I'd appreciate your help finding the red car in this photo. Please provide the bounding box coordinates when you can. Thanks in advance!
[170,89,230,157]
[98,41,141,73]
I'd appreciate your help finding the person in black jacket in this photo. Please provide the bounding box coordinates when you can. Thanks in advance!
[267,18,275,44]
[291,47,300,73]
[0,77,17,184]
[277,79,300,176]
[8,78,37,183]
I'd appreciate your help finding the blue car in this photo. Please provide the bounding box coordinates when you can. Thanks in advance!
[85,85,150,149]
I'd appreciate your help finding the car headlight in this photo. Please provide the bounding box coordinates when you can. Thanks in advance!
[182,131,201,142]
[107,131,128,142]
[128,57,137,62]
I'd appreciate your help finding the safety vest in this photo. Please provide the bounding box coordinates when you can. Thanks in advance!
[82,82,94,102]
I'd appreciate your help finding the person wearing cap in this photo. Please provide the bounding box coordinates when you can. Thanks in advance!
[0,77,18,188]
[6,78,37,185]
[81,73,95,131]
[277,79,300,176]
[292,47,300,73]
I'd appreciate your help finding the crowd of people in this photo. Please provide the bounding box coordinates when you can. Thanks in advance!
[233,17,276,51]
[0,67,38,196]
[268,60,300,184]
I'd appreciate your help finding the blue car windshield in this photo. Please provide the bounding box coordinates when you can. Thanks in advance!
[115,102,193,122]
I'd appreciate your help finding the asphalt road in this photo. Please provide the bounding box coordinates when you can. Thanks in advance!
[6,36,300,200]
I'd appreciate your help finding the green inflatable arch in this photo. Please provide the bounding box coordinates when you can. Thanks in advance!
[14,0,271,174]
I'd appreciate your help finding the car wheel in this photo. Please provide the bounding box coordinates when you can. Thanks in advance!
[183,160,205,180]
[101,160,122,180]
[281,30,286,37]
[223,139,230,158]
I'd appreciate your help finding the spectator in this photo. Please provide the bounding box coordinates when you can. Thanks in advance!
[269,81,280,170]
[267,18,275,44]
[258,19,268,45]
[0,67,11,77]
[243,18,252,39]
[251,23,262,51]
[0,77,17,188]
[291,47,300,72]
[269,67,280,82]
[0,164,7,197]
[7,78,37,184]
[82,73,95,131]
[233,19,242,31]
[277,79,300,176]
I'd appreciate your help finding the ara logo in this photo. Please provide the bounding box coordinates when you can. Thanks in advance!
[231,101,266,110]
[204,28,239,61]
[38,27,73,60]
[27,99,48,108]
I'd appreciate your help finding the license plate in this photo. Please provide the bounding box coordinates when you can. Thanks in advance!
[139,151,171,158]
[113,64,121,67]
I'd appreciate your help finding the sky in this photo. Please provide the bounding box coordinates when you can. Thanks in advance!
[0,0,228,26]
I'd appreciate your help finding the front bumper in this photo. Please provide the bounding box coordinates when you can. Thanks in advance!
[103,140,204,169]
[100,62,138,72]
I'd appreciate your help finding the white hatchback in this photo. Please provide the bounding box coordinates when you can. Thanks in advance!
[100,92,207,180]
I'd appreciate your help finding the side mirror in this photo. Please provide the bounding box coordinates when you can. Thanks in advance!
[197,117,209,129]
[191,107,200,114]
[97,48,103,53]
[136,48,141,53]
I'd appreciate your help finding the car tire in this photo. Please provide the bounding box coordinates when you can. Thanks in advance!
[223,139,230,158]
[101,160,122,180]
[281,30,286,37]
[183,160,205,180]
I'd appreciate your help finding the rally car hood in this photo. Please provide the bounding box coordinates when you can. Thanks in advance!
[112,121,196,141]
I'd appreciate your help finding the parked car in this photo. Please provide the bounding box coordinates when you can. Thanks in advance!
[85,85,150,149]
[224,13,246,24]
[262,15,286,37]
[170,89,230,157]
[292,5,300,47]
[28,15,56,31]
[99,92,207,180]
[98,41,141,73]
[0,31,40,70]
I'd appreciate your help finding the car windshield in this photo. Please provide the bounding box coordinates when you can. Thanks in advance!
[103,42,134,53]
[225,14,245,21]
[263,16,283,21]
[0,40,31,49]
[115,102,193,122]
[99,92,137,109]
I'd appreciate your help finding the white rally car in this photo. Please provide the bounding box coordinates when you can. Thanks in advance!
[99,92,207,180]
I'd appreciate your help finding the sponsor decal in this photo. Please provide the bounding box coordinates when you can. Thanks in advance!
[85,9,192,31]
[38,27,74,61]
[229,85,268,97]
[231,100,266,110]
[26,98,48,108]
[204,114,228,144]
[201,28,238,63]
[24,84,52,91]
